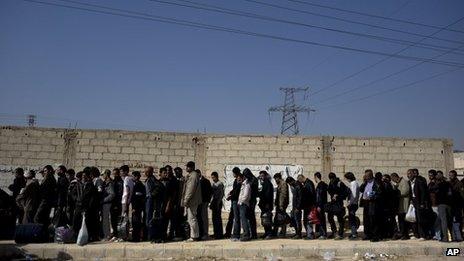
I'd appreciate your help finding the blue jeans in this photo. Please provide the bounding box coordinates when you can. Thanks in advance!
[232,201,241,239]
[239,204,250,240]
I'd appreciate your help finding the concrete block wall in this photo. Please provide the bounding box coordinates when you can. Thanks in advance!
[0,126,455,190]
[204,135,322,177]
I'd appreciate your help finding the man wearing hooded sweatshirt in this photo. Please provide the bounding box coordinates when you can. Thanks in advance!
[327,172,348,240]
[54,165,70,227]
[258,171,274,239]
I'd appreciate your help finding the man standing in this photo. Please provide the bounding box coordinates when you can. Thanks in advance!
[181,161,202,242]
[344,172,359,240]
[120,165,134,217]
[165,165,179,240]
[198,170,212,240]
[131,171,146,242]
[110,168,123,240]
[360,169,382,242]
[314,172,328,239]
[258,171,274,239]
[243,168,259,240]
[144,166,156,241]
[9,168,25,223]
[391,172,410,240]
[172,167,185,240]
[237,173,251,241]
[409,168,431,240]
[80,170,99,242]
[298,174,316,239]
[449,170,464,242]
[286,176,303,239]
[273,173,289,238]
[226,167,242,241]
[210,171,224,239]
[16,170,39,224]
[54,165,70,227]
[34,165,57,227]
[327,172,347,240]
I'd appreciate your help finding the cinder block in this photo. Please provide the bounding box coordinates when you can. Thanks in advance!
[135,147,148,154]
[130,140,144,147]
[129,154,142,161]
[81,131,96,139]
[157,142,170,149]
[170,142,182,149]
[89,152,103,160]
[121,147,135,154]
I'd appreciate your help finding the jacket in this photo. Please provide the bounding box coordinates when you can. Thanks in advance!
[9,177,26,199]
[56,175,69,208]
[449,178,464,208]
[102,180,115,205]
[16,178,40,224]
[228,179,241,202]
[210,181,224,210]
[200,176,213,204]
[327,177,346,204]
[409,175,429,209]
[395,177,410,213]
[151,177,167,219]
[275,180,289,211]
[38,174,58,208]
[291,183,303,210]
[112,176,123,207]
[435,180,452,206]
[131,180,146,210]
[238,179,251,206]
[249,176,259,204]
[301,178,315,208]
[181,170,202,208]
[258,177,274,212]
[315,181,328,208]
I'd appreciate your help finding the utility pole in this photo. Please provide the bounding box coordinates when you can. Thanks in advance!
[27,114,36,127]
[269,87,315,135]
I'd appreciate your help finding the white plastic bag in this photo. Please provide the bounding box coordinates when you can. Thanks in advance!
[405,204,416,223]
[76,213,88,246]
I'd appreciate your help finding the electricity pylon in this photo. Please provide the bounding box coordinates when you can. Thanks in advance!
[269,87,315,135]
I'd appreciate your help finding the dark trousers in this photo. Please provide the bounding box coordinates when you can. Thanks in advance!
[150,214,168,241]
[451,206,463,241]
[231,201,241,239]
[168,205,185,239]
[316,207,327,237]
[211,206,223,239]
[397,212,409,238]
[225,205,234,237]
[131,207,144,242]
[293,209,303,236]
[247,201,257,239]
[363,202,379,240]
[347,204,358,236]
[327,211,345,237]
[414,206,429,239]
[34,202,52,228]
[239,204,250,240]
[110,204,121,237]
[86,210,100,242]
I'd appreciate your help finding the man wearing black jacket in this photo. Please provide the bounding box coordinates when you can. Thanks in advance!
[287,177,303,239]
[150,167,168,243]
[299,174,316,239]
[8,168,25,224]
[110,168,123,240]
[360,169,383,242]
[80,170,99,242]
[34,165,57,228]
[226,167,241,241]
[314,172,328,239]
[198,170,212,240]
[258,171,274,239]
[131,171,146,242]
[409,168,431,240]
[54,165,69,227]
[327,172,347,240]
[144,166,156,241]
[243,168,259,239]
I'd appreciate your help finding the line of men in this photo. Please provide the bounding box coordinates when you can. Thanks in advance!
[5,162,464,243]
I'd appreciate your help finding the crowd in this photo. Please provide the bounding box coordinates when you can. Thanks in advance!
[1,161,464,244]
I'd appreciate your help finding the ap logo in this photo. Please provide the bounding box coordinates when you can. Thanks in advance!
[445,248,461,256]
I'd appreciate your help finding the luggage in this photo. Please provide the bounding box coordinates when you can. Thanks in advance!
[76,214,88,246]
[274,211,291,226]
[55,226,75,244]
[405,204,416,223]
[308,207,320,225]
[14,223,48,244]
[325,202,345,215]
[117,215,129,241]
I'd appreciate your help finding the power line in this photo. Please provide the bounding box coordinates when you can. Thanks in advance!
[313,43,464,105]
[317,66,461,110]
[148,0,464,55]
[21,0,464,68]
[310,15,464,96]
[285,0,464,34]
[246,0,464,45]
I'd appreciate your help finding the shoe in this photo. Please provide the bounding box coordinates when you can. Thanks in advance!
[185,238,198,242]
[264,235,273,240]
[418,238,426,241]
[292,234,302,239]
[230,238,239,242]
[201,235,210,241]
[362,237,371,241]
[318,236,327,240]
[349,235,357,240]
[109,236,118,242]
[334,235,344,240]
[400,236,410,240]
[239,237,251,242]
[327,234,335,239]
[370,238,379,242]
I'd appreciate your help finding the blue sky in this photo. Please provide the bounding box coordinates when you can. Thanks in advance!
[1,0,463,149]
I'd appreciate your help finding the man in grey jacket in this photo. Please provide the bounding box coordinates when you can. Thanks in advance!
[181,161,202,242]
